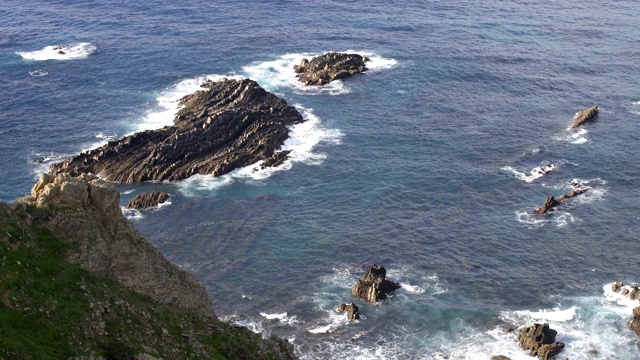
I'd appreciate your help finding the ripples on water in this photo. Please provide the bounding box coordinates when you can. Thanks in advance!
[2,0,640,358]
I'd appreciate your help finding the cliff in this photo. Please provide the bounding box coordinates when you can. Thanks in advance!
[0,173,295,359]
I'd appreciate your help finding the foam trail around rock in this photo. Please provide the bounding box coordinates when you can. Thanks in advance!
[16,42,97,61]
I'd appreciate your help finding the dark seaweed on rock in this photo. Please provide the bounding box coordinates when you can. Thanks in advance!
[50,79,304,183]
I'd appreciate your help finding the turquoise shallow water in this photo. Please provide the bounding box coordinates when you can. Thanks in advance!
[2,0,640,358]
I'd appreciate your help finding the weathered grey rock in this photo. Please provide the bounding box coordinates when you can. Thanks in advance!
[294,52,369,86]
[50,79,304,183]
[26,173,213,316]
[571,105,599,128]
[336,303,360,320]
[352,265,400,302]
[533,188,589,215]
[127,191,169,209]
[517,323,565,360]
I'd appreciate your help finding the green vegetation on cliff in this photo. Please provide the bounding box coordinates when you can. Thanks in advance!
[0,176,294,360]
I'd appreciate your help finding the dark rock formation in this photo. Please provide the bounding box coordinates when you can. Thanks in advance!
[126,191,169,209]
[50,79,304,183]
[294,52,369,86]
[533,188,589,215]
[571,105,599,128]
[630,307,640,337]
[352,265,400,302]
[336,303,360,320]
[612,281,624,293]
[491,356,511,360]
[259,150,292,170]
[517,323,565,360]
[28,173,213,316]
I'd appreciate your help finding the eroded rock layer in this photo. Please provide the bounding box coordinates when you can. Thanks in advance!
[294,52,369,86]
[352,265,400,302]
[50,79,303,183]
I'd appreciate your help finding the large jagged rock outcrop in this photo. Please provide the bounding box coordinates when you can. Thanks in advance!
[50,79,303,183]
[517,323,565,360]
[352,265,400,302]
[26,173,213,316]
[294,52,369,86]
[126,191,169,209]
[571,105,599,128]
[533,188,589,215]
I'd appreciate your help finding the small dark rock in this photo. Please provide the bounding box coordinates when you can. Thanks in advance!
[517,323,565,360]
[533,188,589,215]
[352,265,400,302]
[336,303,359,320]
[491,356,511,360]
[612,281,624,293]
[294,52,369,86]
[571,105,599,128]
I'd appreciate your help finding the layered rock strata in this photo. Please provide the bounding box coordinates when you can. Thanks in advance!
[294,52,369,86]
[126,191,169,209]
[352,265,400,302]
[50,79,303,183]
[571,105,599,128]
[27,173,212,316]
[517,323,565,360]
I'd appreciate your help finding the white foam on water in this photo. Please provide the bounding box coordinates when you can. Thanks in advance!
[28,70,48,77]
[631,101,640,106]
[516,210,576,228]
[120,189,135,195]
[260,312,299,326]
[560,127,588,144]
[511,306,577,323]
[501,163,555,183]
[121,207,143,220]
[176,104,342,197]
[307,309,352,334]
[603,283,640,312]
[17,42,97,61]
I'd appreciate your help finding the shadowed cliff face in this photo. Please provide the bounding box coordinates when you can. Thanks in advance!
[26,173,213,316]
[50,78,304,183]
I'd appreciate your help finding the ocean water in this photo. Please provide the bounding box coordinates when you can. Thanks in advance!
[2,0,640,358]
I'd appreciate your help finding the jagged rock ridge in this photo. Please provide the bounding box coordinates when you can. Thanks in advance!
[352,265,400,302]
[571,105,599,128]
[50,78,304,183]
[294,52,369,86]
[126,191,169,209]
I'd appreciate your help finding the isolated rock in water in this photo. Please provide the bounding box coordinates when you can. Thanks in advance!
[294,52,369,86]
[337,303,360,320]
[27,173,213,316]
[533,188,589,215]
[517,323,565,360]
[126,191,169,209]
[571,105,599,128]
[352,265,400,302]
[50,79,304,183]
[612,281,624,292]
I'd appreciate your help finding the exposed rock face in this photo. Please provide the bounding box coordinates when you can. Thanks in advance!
[127,191,169,209]
[352,265,400,302]
[571,105,599,128]
[294,52,369,86]
[517,323,565,360]
[533,188,589,215]
[336,303,360,320]
[27,173,213,316]
[50,79,303,183]
[612,281,624,293]
[630,307,640,336]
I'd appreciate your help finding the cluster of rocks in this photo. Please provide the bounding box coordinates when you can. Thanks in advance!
[294,52,369,86]
[611,281,640,336]
[333,265,400,321]
[50,79,303,183]
[517,323,565,360]
[531,105,598,215]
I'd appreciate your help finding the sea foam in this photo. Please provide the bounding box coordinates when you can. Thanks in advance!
[16,42,97,61]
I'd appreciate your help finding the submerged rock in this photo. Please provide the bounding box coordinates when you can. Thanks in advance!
[571,105,599,128]
[336,303,360,320]
[294,52,369,86]
[517,323,565,360]
[126,191,169,209]
[533,188,589,215]
[50,79,304,183]
[352,265,400,302]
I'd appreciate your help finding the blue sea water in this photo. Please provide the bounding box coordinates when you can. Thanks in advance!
[2,0,640,358]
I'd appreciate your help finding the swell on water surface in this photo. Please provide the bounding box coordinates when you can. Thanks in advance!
[16,42,97,61]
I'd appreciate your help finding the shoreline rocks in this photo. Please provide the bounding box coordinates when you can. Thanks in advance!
[126,191,169,209]
[336,303,360,320]
[50,78,303,183]
[352,265,400,302]
[517,323,565,360]
[294,52,369,86]
[571,105,599,128]
[610,281,640,337]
